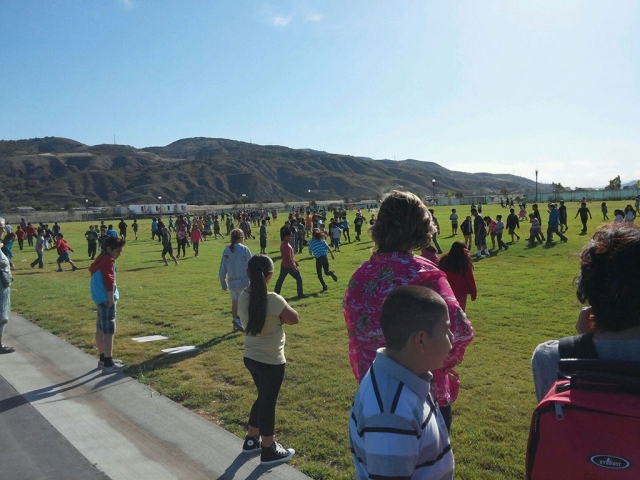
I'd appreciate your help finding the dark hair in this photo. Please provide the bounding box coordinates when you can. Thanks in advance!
[312,228,322,240]
[104,236,126,251]
[245,255,275,336]
[439,241,473,275]
[370,190,434,253]
[381,286,448,351]
[576,224,640,331]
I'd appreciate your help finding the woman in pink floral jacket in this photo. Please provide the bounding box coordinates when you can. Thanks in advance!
[343,191,474,431]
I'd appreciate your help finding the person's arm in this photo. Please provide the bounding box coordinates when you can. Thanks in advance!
[466,267,477,301]
[279,305,299,325]
[588,208,592,219]
[100,262,116,307]
[575,210,579,219]
[218,254,228,290]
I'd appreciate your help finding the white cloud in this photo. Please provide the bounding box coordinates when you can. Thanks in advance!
[272,15,292,27]
[305,12,324,23]
[119,0,134,10]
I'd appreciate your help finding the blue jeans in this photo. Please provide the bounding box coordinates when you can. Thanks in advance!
[274,267,304,297]
[547,225,567,243]
[30,251,44,268]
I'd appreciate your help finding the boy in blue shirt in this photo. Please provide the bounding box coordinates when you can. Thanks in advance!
[350,286,454,479]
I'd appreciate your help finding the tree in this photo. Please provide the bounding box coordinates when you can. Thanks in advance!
[608,175,621,190]
[455,191,464,199]
[552,182,565,194]
[499,186,510,196]
[343,196,350,204]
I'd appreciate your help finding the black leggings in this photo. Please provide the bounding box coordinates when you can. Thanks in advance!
[315,256,330,288]
[244,357,285,436]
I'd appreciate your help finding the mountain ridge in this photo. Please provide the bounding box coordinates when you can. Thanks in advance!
[0,136,545,208]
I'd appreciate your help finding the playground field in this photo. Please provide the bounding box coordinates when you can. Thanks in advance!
[8,201,632,479]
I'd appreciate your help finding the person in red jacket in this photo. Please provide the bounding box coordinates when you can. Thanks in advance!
[438,241,477,311]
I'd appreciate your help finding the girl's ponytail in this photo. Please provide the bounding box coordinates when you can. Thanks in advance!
[246,255,274,336]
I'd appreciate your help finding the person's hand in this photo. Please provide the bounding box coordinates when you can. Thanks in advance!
[575,306,595,334]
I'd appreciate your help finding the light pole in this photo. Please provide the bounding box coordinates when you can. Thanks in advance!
[308,189,311,208]
[535,169,538,202]
[242,193,247,210]
[158,196,162,214]
[432,179,436,204]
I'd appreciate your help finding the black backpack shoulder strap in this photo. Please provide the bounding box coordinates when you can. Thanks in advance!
[558,333,598,360]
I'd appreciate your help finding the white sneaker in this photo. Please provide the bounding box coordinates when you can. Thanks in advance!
[98,359,123,369]
[102,363,128,374]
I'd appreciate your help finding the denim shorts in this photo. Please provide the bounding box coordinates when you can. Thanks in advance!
[57,251,70,263]
[96,302,116,334]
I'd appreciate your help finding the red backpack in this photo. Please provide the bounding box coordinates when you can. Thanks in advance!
[526,333,640,479]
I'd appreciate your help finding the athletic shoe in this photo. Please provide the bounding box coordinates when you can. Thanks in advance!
[98,359,123,369]
[322,285,328,291]
[72,265,78,271]
[329,270,338,282]
[232,317,245,332]
[102,363,128,374]
[0,345,16,354]
[242,435,262,454]
[260,442,295,466]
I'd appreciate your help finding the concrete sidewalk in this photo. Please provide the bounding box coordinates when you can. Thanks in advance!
[0,312,311,480]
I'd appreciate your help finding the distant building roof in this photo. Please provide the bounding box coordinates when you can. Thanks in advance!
[13,206,36,212]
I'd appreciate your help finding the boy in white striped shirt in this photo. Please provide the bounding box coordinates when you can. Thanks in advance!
[349,285,454,479]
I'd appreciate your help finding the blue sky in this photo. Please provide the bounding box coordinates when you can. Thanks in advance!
[1,1,638,188]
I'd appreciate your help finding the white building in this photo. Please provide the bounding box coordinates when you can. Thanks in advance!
[128,204,187,216]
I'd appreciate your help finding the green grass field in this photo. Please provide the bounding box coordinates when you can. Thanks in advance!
[7,202,631,479]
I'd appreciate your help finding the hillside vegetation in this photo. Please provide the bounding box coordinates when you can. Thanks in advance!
[0,136,541,208]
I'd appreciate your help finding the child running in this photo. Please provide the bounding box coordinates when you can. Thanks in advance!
[190,226,203,257]
[54,233,78,271]
[161,227,179,266]
[238,254,298,466]
[506,208,520,242]
[308,228,337,291]
[349,285,454,479]
[575,202,592,233]
[495,214,509,250]
[90,236,127,374]
[528,213,543,246]
[330,221,342,252]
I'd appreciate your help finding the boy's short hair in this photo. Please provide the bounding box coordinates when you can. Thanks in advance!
[380,286,448,352]
[104,236,126,251]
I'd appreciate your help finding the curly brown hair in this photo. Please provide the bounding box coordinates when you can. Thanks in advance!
[370,190,435,253]
[576,223,640,332]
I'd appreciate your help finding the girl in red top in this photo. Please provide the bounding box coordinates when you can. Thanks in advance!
[15,226,25,250]
[439,241,477,311]
[190,227,203,257]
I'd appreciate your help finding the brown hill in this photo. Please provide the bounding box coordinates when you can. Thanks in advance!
[0,136,542,209]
